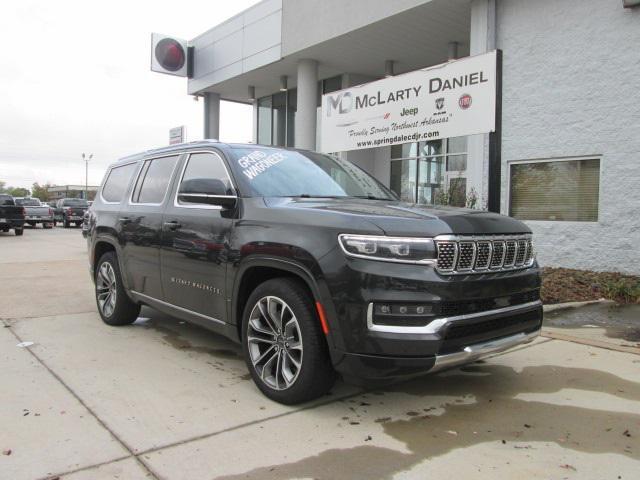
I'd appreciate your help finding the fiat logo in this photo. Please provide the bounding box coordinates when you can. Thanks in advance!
[458,94,472,110]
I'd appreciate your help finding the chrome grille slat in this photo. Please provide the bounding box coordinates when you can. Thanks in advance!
[503,240,517,267]
[435,235,534,275]
[474,241,492,270]
[436,241,458,272]
[491,241,506,269]
[515,240,527,266]
[456,242,476,271]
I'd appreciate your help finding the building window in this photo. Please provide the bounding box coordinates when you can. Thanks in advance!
[509,158,600,222]
[389,137,467,206]
[257,90,296,147]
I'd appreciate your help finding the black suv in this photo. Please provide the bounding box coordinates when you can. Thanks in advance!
[86,141,542,404]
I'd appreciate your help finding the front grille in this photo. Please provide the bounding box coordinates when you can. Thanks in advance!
[435,235,534,275]
[438,290,540,317]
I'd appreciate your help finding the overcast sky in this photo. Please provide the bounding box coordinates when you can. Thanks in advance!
[0,0,258,189]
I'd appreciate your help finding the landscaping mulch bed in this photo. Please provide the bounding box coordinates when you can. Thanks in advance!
[541,267,640,305]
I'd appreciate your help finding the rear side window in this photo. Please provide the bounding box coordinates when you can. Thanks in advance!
[102,163,137,203]
[132,155,179,204]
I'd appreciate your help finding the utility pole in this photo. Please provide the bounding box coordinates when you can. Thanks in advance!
[82,153,93,200]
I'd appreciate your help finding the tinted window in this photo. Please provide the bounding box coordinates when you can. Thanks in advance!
[229,148,395,200]
[102,163,136,202]
[0,195,14,206]
[62,199,88,207]
[178,152,233,206]
[15,198,40,206]
[510,159,600,222]
[132,155,179,204]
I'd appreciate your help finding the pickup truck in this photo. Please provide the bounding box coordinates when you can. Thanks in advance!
[0,194,25,236]
[86,141,542,404]
[54,198,90,228]
[15,197,54,228]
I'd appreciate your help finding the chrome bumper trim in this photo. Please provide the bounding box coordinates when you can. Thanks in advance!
[431,330,540,372]
[367,300,542,334]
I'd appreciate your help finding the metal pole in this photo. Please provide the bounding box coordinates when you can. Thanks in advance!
[487,49,503,213]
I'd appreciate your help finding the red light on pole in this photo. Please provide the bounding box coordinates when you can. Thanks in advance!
[155,38,185,72]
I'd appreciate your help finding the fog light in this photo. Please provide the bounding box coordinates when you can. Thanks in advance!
[371,303,435,327]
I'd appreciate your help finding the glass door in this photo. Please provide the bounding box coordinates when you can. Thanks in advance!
[390,159,417,203]
[389,137,468,206]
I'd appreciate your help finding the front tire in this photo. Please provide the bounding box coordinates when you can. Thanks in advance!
[95,251,140,326]
[63,217,70,228]
[14,228,24,236]
[242,278,335,404]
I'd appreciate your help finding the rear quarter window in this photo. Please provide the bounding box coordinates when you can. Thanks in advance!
[102,163,137,203]
[132,155,179,204]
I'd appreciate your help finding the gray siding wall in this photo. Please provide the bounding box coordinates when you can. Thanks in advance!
[188,0,283,94]
[281,0,431,56]
[498,0,640,273]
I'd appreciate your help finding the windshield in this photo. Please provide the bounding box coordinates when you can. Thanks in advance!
[15,198,40,206]
[63,199,88,206]
[0,195,14,206]
[229,148,397,200]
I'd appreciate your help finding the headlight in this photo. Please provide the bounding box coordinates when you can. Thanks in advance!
[338,234,436,264]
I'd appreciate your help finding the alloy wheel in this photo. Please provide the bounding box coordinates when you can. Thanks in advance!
[247,296,303,390]
[96,262,117,317]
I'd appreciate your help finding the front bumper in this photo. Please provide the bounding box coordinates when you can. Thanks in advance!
[319,249,543,379]
[333,302,542,379]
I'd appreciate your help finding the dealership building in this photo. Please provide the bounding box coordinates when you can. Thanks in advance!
[178,0,639,274]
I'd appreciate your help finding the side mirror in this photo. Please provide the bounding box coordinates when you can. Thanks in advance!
[178,178,237,208]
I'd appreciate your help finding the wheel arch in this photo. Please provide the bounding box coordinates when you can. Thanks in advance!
[91,236,132,293]
[231,257,327,343]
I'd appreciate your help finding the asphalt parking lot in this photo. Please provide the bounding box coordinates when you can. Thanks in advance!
[1,227,639,480]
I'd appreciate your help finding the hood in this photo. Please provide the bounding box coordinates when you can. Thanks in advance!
[264,197,530,237]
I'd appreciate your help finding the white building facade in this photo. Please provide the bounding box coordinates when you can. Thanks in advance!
[186,0,640,274]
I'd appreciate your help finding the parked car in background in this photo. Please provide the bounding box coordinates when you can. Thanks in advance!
[86,141,542,404]
[54,198,89,228]
[0,194,26,236]
[15,197,54,228]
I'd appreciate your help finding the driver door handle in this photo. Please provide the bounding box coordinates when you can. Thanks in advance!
[118,217,131,224]
[163,221,182,231]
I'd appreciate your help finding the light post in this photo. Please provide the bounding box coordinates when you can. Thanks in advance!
[82,153,93,200]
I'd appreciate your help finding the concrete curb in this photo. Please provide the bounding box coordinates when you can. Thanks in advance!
[541,328,640,355]
[542,298,615,313]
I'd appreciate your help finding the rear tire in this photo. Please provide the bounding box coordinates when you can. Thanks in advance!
[95,251,140,326]
[242,278,336,405]
[43,223,53,229]
[14,228,24,236]
[63,218,70,228]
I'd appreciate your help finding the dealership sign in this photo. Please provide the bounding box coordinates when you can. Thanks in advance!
[320,51,497,153]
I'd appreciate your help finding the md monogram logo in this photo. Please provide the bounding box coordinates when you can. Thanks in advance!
[326,92,353,116]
